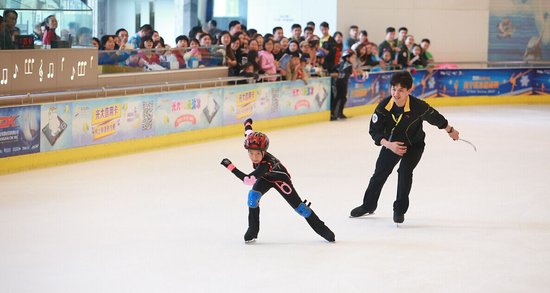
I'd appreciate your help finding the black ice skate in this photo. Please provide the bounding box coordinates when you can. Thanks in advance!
[306,211,335,242]
[349,205,375,218]
[393,211,405,225]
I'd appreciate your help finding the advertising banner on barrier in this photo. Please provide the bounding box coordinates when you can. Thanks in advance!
[532,69,550,95]
[279,78,330,115]
[40,103,73,152]
[155,88,223,135]
[72,96,155,147]
[347,72,392,107]
[436,69,533,97]
[411,70,438,98]
[222,83,276,124]
[0,105,41,158]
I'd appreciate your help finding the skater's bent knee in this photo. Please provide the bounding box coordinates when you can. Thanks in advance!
[248,190,262,208]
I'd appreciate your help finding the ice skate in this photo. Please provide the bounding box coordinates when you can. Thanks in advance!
[349,205,375,218]
[393,211,404,225]
[306,211,335,242]
[244,207,260,243]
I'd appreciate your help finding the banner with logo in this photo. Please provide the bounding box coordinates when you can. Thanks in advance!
[279,78,330,115]
[40,102,73,152]
[347,72,392,107]
[0,105,41,158]
[222,83,275,125]
[72,96,155,147]
[155,88,223,135]
[436,69,533,96]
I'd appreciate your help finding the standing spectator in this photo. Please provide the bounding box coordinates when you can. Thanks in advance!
[289,24,304,43]
[32,22,44,45]
[272,40,283,61]
[397,35,415,69]
[333,31,344,65]
[229,20,242,36]
[345,25,359,50]
[115,28,130,50]
[306,21,316,35]
[92,37,100,49]
[396,27,408,48]
[420,38,434,66]
[285,52,308,84]
[378,27,397,64]
[319,22,337,72]
[280,36,289,52]
[43,15,60,49]
[0,9,17,49]
[358,30,369,46]
[228,36,241,76]
[137,35,160,66]
[303,26,314,41]
[272,26,284,42]
[207,19,222,42]
[172,35,189,68]
[128,24,153,50]
[259,38,277,80]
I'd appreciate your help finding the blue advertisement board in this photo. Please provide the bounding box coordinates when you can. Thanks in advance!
[436,69,533,97]
[0,105,41,158]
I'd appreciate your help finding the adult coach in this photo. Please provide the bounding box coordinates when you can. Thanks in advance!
[350,71,460,224]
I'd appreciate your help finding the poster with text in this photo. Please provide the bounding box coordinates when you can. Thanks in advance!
[222,83,275,125]
[436,69,533,97]
[155,88,223,135]
[0,105,40,158]
[279,78,331,115]
[72,96,155,147]
[40,102,73,152]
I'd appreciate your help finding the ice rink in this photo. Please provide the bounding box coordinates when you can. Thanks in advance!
[1,104,550,292]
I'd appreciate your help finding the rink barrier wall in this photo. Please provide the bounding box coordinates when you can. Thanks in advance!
[2,68,550,175]
[0,78,332,174]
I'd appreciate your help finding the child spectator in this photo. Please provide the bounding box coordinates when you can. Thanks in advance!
[333,31,344,65]
[238,62,260,84]
[285,52,308,84]
[258,38,277,80]
[172,35,189,68]
[184,38,202,68]
[42,15,60,49]
[137,35,160,66]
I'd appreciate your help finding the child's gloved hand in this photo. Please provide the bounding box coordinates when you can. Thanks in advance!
[220,158,235,171]
[244,118,253,126]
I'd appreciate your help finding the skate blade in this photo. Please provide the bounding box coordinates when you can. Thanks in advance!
[245,238,257,243]
[349,212,374,218]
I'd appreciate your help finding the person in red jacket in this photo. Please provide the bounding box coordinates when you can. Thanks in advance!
[221,119,335,243]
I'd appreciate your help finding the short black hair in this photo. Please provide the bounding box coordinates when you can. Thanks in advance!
[320,22,329,29]
[291,23,302,30]
[229,20,240,30]
[360,30,368,37]
[175,35,189,44]
[246,29,257,38]
[306,21,315,27]
[421,38,431,44]
[398,27,408,33]
[272,26,283,34]
[304,27,313,33]
[3,9,18,19]
[333,31,343,38]
[115,28,127,36]
[386,27,396,33]
[350,25,358,30]
[390,71,413,90]
[140,24,153,32]
[209,19,217,27]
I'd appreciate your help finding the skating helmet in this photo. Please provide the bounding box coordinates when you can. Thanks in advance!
[244,132,269,151]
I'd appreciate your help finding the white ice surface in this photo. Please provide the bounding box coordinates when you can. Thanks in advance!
[1,105,550,293]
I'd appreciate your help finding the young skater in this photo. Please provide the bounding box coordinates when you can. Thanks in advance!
[350,71,460,224]
[221,119,335,243]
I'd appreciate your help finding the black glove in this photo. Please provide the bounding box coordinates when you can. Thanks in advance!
[244,118,253,126]
[220,158,233,168]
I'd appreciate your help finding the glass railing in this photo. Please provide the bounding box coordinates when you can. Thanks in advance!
[97,45,226,73]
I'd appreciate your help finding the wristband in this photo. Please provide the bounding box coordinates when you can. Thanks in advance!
[447,127,454,134]
[227,163,236,171]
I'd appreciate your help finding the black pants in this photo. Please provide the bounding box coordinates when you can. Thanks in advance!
[362,142,425,214]
[332,79,348,118]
